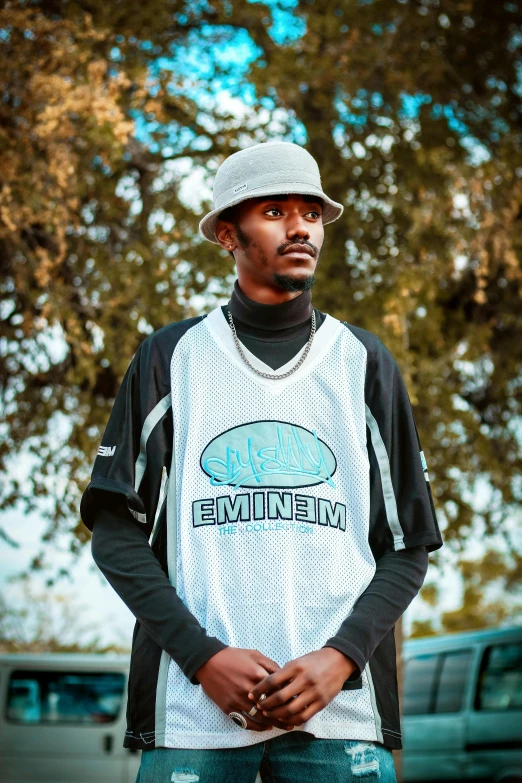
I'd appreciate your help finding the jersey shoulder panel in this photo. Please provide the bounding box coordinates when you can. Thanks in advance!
[340,321,401,385]
[137,315,208,393]
[142,314,208,356]
[340,321,391,360]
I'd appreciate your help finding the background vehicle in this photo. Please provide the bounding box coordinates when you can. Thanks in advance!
[0,652,264,783]
[3,629,520,783]
[402,625,522,783]
[0,653,140,783]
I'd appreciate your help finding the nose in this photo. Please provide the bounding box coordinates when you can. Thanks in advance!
[285,211,310,241]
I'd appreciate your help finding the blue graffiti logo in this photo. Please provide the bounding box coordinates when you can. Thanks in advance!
[200,420,337,490]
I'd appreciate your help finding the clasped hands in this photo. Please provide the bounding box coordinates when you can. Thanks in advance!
[195,646,357,732]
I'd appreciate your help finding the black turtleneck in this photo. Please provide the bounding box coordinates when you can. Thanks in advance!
[220,279,326,371]
[90,281,428,693]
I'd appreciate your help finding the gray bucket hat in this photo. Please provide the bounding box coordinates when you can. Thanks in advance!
[198,141,344,244]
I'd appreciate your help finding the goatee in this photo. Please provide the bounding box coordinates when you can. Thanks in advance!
[272,273,316,292]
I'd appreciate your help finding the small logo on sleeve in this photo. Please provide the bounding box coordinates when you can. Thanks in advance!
[98,445,116,457]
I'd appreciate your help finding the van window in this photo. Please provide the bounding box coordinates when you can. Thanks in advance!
[434,649,472,713]
[6,670,125,724]
[403,654,440,715]
[476,642,522,711]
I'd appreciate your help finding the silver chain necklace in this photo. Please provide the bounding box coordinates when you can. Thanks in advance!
[227,309,316,379]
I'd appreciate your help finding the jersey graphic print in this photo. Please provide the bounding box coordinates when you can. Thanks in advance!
[195,420,346,534]
[201,420,337,489]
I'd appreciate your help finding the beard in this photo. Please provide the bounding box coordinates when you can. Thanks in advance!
[233,221,322,293]
[272,234,324,292]
[271,272,316,292]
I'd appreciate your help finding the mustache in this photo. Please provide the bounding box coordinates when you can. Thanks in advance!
[277,239,319,257]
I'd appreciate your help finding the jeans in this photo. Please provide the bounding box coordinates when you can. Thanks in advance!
[135,731,398,782]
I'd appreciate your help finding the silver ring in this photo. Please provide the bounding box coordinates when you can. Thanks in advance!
[228,711,248,729]
[259,693,267,702]
[247,705,258,716]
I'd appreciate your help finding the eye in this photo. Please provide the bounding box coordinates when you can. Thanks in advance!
[306,210,321,219]
[264,207,283,217]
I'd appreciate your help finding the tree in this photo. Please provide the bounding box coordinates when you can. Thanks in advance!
[241,0,522,554]
[230,0,522,617]
[412,548,522,637]
[0,0,271,557]
[2,0,521,603]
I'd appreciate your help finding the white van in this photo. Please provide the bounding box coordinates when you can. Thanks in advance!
[0,653,141,783]
[0,652,264,783]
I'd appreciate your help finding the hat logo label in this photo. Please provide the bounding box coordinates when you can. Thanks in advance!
[233,182,248,194]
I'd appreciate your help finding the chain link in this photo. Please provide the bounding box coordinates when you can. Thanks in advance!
[227,309,316,379]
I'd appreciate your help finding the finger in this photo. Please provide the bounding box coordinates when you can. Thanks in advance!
[262,689,312,720]
[244,716,272,732]
[251,664,275,682]
[243,707,294,732]
[247,711,294,732]
[257,677,306,710]
[240,698,293,732]
[284,700,321,727]
[248,664,297,700]
[254,653,281,674]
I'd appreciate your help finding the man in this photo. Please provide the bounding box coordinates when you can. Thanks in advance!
[82,141,443,782]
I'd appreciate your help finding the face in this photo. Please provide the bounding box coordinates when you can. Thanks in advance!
[214,194,325,298]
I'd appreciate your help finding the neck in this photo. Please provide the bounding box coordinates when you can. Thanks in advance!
[228,279,313,330]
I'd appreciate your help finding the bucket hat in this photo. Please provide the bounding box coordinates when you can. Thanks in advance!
[198,141,344,244]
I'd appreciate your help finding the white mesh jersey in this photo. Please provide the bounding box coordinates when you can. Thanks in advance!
[81,303,442,752]
[162,306,380,748]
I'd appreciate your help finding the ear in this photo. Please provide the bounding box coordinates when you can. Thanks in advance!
[214,219,236,252]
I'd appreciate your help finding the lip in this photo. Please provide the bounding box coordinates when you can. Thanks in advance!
[281,244,315,258]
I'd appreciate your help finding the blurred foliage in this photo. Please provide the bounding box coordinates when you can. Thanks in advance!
[1,0,522,615]
[0,579,129,652]
[411,549,522,635]
[0,0,263,552]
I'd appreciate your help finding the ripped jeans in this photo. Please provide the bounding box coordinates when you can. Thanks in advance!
[135,731,398,782]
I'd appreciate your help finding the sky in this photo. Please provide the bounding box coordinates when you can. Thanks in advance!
[1,509,135,649]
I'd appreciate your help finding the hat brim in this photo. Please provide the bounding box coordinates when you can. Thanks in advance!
[198,185,344,244]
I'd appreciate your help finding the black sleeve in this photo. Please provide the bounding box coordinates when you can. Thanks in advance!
[80,339,170,539]
[91,496,229,684]
[346,325,444,558]
[83,321,228,685]
[322,545,429,680]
